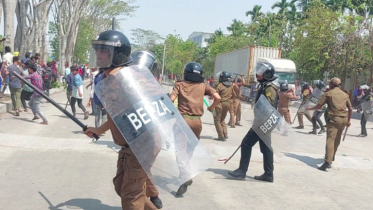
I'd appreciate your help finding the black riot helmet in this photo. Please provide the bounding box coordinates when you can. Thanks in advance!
[314,80,325,90]
[219,71,232,86]
[184,62,204,82]
[91,30,132,69]
[255,62,276,81]
[131,50,157,72]
[300,81,309,90]
[280,81,289,91]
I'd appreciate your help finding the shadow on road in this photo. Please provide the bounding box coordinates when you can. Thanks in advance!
[285,153,324,169]
[206,168,252,181]
[200,135,214,140]
[39,192,121,210]
[92,140,121,151]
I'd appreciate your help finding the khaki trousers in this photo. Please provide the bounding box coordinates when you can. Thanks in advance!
[278,107,291,124]
[229,99,241,125]
[214,101,230,138]
[113,147,157,210]
[325,116,347,163]
[298,112,312,126]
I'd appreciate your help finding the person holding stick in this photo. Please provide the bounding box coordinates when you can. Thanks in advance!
[307,77,352,171]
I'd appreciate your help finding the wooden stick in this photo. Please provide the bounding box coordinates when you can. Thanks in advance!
[224,145,241,164]
[343,127,348,141]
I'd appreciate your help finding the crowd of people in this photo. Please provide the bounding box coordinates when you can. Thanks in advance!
[0,47,57,124]
[1,28,372,210]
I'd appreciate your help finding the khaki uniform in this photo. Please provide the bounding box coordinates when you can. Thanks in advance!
[317,87,351,163]
[278,91,294,124]
[298,89,312,126]
[104,68,160,210]
[170,81,216,139]
[214,83,235,138]
[229,84,242,126]
[170,81,216,180]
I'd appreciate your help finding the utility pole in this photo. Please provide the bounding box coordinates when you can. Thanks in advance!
[161,43,166,79]
[265,17,271,47]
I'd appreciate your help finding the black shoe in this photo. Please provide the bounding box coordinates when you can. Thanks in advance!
[318,162,332,171]
[254,173,274,182]
[309,130,317,134]
[357,133,367,137]
[318,129,326,134]
[228,169,246,178]
[89,113,95,116]
[176,180,193,196]
[294,126,304,129]
[316,125,320,129]
[214,137,226,141]
[150,196,163,209]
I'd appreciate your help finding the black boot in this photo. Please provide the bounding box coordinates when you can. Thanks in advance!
[150,196,163,209]
[176,180,193,196]
[318,128,326,134]
[318,162,332,171]
[357,133,367,137]
[309,130,317,134]
[254,173,274,182]
[228,168,246,178]
[294,125,304,129]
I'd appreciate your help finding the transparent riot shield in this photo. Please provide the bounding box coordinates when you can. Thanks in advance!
[95,65,213,193]
[361,99,373,121]
[244,95,296,157]
[298,88,323,116]
[251,95,281,152]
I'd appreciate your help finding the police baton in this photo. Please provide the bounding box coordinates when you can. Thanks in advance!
[343,127,348,141]
[224,145,241,164]
[292,104,303,124]
[12,71,99,140]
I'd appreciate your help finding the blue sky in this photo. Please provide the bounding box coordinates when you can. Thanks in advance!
[1,0,279,46]
[120,0,280,41]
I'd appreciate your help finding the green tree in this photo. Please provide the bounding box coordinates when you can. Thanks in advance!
[291,1,340,80]
[246,5,264,22]
[272,0,293,14]
[48,22,59,61]
[130,28,164,50]
[73,17,96,64]
[227,19,246,36]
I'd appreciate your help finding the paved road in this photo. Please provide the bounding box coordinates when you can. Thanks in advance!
[0,86,372,210]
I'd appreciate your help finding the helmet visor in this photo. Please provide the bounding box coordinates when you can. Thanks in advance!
[132,52,156,70]
[92,41,116,68]
[255,63,268,76]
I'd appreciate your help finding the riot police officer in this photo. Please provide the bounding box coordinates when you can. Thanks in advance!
[170,62,221,196]
[130,50,163,208]
[131,50,157,73]
[84,30,159,210]
[278,81,297,124]
[294,82,313,129]
[307,77,352,171]
[228,62,278,182]
[357,87,372,137]
[214,71,235,140]
[309,80,327,134]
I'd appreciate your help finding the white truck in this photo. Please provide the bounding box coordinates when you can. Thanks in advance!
[213,46,282,85]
